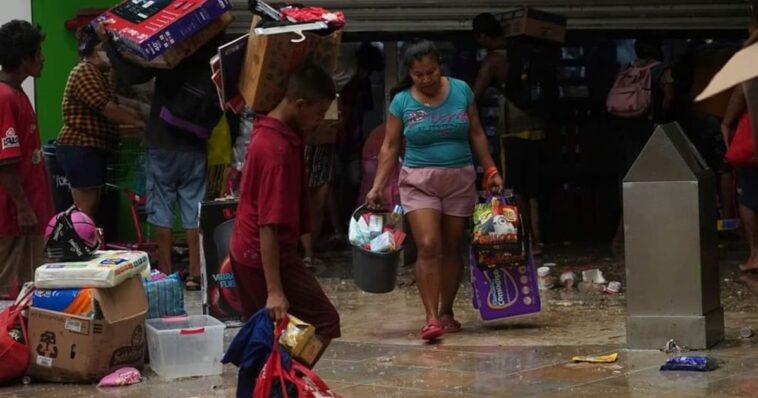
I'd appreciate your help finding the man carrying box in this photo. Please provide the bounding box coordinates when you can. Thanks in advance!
[229,65,341,359]
[97,24,223,289]
[0,21,52,300]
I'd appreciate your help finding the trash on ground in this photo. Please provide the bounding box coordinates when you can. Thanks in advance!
[560,271,576,289]
[97,367,142,387]
[538,267,555,290]
[740,327,754,339]
[606,281,622,294]
[582,269,607,284]
[660,356,716,372]
[572,352,619,363]
[662,339,689,354]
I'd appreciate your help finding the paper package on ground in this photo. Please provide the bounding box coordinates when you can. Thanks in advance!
[35,250,150,289]
[27,276,148,382]
[95,0,232,61]
[470,250,541,321]
[239,17,342,113]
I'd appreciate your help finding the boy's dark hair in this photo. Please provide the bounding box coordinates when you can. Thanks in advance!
[285,64,336,102]
[472,13,503,38]
[0,20,45,70]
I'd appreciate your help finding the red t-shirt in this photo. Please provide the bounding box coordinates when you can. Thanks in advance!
[0,83,53,237]
[229,115,310,268]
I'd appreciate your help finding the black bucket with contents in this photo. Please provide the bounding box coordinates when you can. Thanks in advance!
[350,206,401,293]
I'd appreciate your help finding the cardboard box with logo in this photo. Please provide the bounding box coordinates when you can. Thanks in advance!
[96,0,232,61]
[117,11,234,70]
[238,19,342,113]
[27,277,148,382]
[199,198,242,325]
[497,8,566,44]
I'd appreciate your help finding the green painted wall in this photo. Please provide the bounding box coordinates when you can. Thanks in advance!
[32,0,117,143]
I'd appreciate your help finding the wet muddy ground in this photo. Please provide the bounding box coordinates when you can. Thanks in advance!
[2,242,758,397]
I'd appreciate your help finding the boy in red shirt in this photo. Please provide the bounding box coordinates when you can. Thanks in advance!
[230,65,340,350]
[0,20,52,299]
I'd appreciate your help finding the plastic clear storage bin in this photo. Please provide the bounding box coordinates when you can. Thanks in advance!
[146,315,226,379]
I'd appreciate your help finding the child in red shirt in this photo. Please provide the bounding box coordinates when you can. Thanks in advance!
[0,21,52,299]
[230,65,340,352]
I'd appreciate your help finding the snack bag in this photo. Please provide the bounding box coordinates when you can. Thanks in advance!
[471,196,527,270]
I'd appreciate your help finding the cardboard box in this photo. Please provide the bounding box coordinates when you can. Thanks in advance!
[470,251,541,321]
[96,0,231,61]
[498,8,566,44]
[118,11,233,69]
[297,334,325,368]
[199,198,242,325]
[27,277,148,382]
[279,314,316,358]
[239,20,342,113]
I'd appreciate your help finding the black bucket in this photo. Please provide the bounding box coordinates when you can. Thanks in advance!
[43,142,73,213]
[350,205,401,293]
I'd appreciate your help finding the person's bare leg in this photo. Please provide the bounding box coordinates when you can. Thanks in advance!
[721,172,736,220]
[310,184,330,249]
[185,228,201,288]
[71,188,102,221]
[739,204,758,271]
[438,214,466,327]
[529,197,542,250]
[155,226,173,275]
[407,209,442,324]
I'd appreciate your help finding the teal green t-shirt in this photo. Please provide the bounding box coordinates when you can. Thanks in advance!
[389,78,474,168]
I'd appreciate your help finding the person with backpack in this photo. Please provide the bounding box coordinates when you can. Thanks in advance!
[97,24,224,289]
[472,12,549,253]
[608,38,675,249]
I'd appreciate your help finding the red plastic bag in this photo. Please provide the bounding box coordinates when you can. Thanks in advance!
[254,318,340,398]
[280,7,345,29]
[726,113,758,167]
[0,290,32,384]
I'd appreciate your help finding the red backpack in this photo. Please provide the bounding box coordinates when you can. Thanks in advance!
[606,61,661,118]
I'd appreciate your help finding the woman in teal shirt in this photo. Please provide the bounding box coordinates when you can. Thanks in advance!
[367,40,503,341]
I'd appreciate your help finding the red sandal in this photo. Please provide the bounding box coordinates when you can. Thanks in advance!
[420,320,444,341]
[440,318,462,333]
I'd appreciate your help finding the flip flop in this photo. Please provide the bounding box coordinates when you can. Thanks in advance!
[185,276,201,291]
[739,263,758,273]
[420,321,444,341]
[440,318,462,333]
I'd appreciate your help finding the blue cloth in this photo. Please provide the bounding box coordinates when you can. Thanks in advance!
[389,78,474,168]
[222,309,292,398]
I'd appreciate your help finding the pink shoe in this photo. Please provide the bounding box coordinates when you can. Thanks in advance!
[441,318,462,333]
[420,321,444,341]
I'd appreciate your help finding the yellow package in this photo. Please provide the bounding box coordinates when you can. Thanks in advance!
[572,352,619,363]
[279,314,316,357]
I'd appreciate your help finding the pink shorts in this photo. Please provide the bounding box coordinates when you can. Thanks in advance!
[399,165,478,217]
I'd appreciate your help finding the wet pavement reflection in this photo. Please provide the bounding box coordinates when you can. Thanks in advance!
[2,244,757,397]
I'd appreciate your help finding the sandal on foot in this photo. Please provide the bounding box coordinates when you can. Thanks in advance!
[441,318,462,333]
[420,321,444,341]
[185,276,201,291]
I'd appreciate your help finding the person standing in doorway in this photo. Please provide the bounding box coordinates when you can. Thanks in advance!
[56,25,144,220]
[0,20,52,299]
[472,13,545,253]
